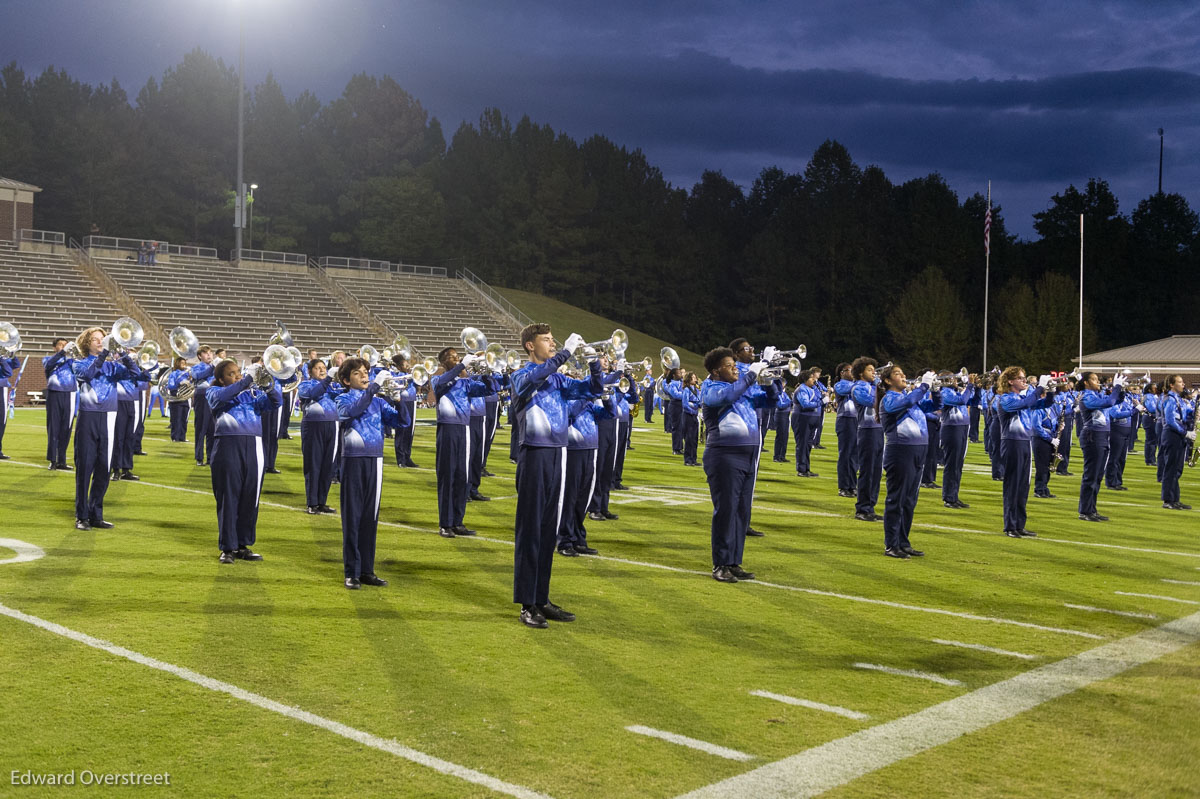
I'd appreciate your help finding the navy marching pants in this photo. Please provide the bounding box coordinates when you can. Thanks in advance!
[1078,429,1110,516]
[669,400,683,452]
[261,406,279,471]
[513,445,566,606]
[940,424,968,504]
[613,416,631,483]
[340,456,383,579]
[0,386,8,455]
[1156,419,1165,482]
[508,408,521,463]
[1105,424,1131,488]
[791,412,815,474]
[704,445,757,568]
[1143,415,1158,465]
[1159,431,1184,505]
[559,448,597,549]
[483,399,499,470]
[772,412,790,461]
[1032,436,1053,496]
[169,400,189,441]
[210,435,264,552]
[923,419,941,483]
[74,409,115,522]
[468,415,485,492]
[278,391,294,439]
[132,389,147,452]
[1000,438,1032,532]
[589,418,617,513]
[46,389,76,465]
[836,415,859,493]
[194,389,214,463]
[681,413,700,465]
[1057,421,1073,474]
[114,399,136,470]
[435,423,469,528]
[811,411,824,447]
[987,414,1004,479]
[393,399,416,465]
[642,387,654,422]
[301,419,336,507]
[968,405,980,442]
[883,443,925,551]
[855,427,883,515]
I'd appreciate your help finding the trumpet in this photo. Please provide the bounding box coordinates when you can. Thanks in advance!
[0,322,22,357]
[757,357,802,384]
[63,341,83,359]
[931,367,969,389]
[760,344,807,363]
[376,364,431,401]
[577,329,628,361]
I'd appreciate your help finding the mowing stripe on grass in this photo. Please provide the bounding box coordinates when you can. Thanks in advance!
[1162,579,1200,587]
[930,639,1037,660]
[1064,603,1157,619]
[677,610,1200,799]
[625,725,755,762]
[0,601,555,799]
[852,663,963,686]
[0,538,46,565]
[0,459,1104,640]
[1115,591,1200,606]
[748,691,870,720]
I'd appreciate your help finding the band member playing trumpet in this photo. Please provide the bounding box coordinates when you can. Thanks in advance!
[1104,391,1136,491]
[510,325,600,628]
[208,359,281,563]
[44,338,77,470]
[1031,404,1060,499]
[851,357,883,522]
[298,359,339,514]
[1141,382,1159,467]
[996,368,1056,537]
[877,364,937,558]
[791,367,822,478]
[191,346,216,466]
[833,362,858,497]
[391,355,419,468]
[559,394,603,557]
[72,327,136,530]
[1159,374,1194,510]
[771,378,792,463]
[1077,370,1126,522]
[335,357,413,588]
[431,347,497,538]
[939,373,976,508]
[588,359,636,519]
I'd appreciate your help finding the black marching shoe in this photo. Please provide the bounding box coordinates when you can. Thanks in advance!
[954,500,970,509]
[557,546,579,557]
[746,526,765,537]
[1079,513,1103,522]
[306,506,320,515]
[481,469,495,478]
[318,504,337,514]
[404,461,420,469]
[813,444,827,450]
[520,606,548,628]
[134,450,148,456]
[345,577,360,590]
[855,512,877,522]
[90,519,114,529]
[1006,529,1024,538]
[729,565,756,581]
[265,467,281,474]
[48,462,58,470]
[574,544,598,555]
[602,511,619,520]
[712,565,738,583]
[1019,530,1038,538]
[1094,513,1110,521]
[57,463,73,471]
[1056,470,1073,476]
[1109,485,1128,491]
[196,460,204,467]
[219,551,236,564]
[451,525,477,537]
[439,527,456,538]
[884,547,910,559]
[120,469,139,481]
[838,489,855,498]
[469,491,490,502]
[587,511,606,522]
[360,574,388,587]
[235,548,263,561]
[612,483,628,491]
[538,602,575,622]
[902,545,925,557]
[74,519,91,531]
[0,453,10,460]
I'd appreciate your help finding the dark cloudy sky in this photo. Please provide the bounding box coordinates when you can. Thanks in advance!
[3,0,1198,238]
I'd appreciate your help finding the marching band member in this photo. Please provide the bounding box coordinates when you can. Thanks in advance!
[986,388,1004,481]
[208,359,281,563]
[1055,384,1076,476]
[938,373,975,508]
[665,368,684,456]
[165,357,191,441]
[641,374,655,423]
[191,346,216,466]
[680,370,702,466]
[112,350,148,481]
[510,324,600,628]
[298,359,338,515]
[968,379,982,443]
[1158,375,1193,510]
[0,350,18,459]
[851,357,883,522]
[335,357,412,588]
[131,360,151,457]
[71,327,135,530]
[1104,391,1136,491]
[558,394,603,557]
[877,364,936,558]
[833,362,859,498]
[431,347,496,538]
[482,368,502,478]
[1031,403,1060,499]
[1077,370,1126,522]
[586,360,628,520]
[810,369,827,450]
[43,338,77,470]
[920,373,941,489]
[1141,382,1159,467]
[391,355,419,468]
[468,392,489,502]
[701,347,778,582]
[611,370,637,490]
[996,368,1055,537]
[770,378,792,463]
[791,367,822,478]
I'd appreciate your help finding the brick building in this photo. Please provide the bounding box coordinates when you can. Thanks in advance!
[0,177,42,242]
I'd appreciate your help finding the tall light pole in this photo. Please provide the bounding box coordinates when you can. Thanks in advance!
[1158,128,1164,195]
[234,7,245,260]
[248,184,257,249]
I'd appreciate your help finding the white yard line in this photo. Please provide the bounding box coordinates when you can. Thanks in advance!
[1114,591,1200,606]
[748,691,869,720]
[852,663,963,687]
[676,610,1200,799]
[1063,603,1157,620]
[930,639,1037,660]
[1161,579,1200,587]
[625,725,755,762]
[0,601,554,799]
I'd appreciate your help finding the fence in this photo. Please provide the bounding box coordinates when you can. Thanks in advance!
[317,255,447,278]
[165,244,217,259]
[82,235,169,253]
[236,248,307,266]
[20,229,65,245]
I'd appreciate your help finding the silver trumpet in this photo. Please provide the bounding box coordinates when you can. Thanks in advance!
[931,367,969,389]
[376,364,431,401]
[761,344,806,364]
[578,329,628,361]
[757,356,802,385]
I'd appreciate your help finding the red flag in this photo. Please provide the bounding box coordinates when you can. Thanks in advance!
[984,206,992,257]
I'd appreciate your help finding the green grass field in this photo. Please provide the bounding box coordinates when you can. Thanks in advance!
[1,407,1198,798]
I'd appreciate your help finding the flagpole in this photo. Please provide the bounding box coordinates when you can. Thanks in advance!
[982,182,991,372]
[1078,213,1084,368]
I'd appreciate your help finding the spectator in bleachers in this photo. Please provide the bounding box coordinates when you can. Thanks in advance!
[137,241,148,265]
[148,241,158,265]
[44,338,77,470]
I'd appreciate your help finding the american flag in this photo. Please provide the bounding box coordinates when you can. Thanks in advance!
[984,206,992,257]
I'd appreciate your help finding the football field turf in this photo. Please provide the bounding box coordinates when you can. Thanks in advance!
[1,408,1198,797]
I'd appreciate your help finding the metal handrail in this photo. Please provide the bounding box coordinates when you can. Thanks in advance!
[165,244,218,259]
[20,229,65,244]
[82,235,169,252]
[317,255,447,277]
[68,237,167,347]
[456,267,533,331]
[236,248,307,265]
[307,257,423,359]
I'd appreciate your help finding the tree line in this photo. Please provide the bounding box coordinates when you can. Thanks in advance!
[2,51,1195,374]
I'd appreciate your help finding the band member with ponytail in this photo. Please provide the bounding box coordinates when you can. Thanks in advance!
[1077,370,1127,522]
[44,338,77,470]
[1158,375,1193,510]
[939,372,975,508]
[680,371,702,467]
[996,367,1056,537]
[208,359,281,562]
[851,357,883,522]
[701,347,779,583]
[791,367,822,478]
[877,364,937,558]
[335,357,412,588]
[1141,382,1159,467]
[298,359,338,515]
[71,327,134,530]
[833,362,858,497]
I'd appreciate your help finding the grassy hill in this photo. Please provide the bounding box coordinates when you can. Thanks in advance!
[495,287,705,374]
